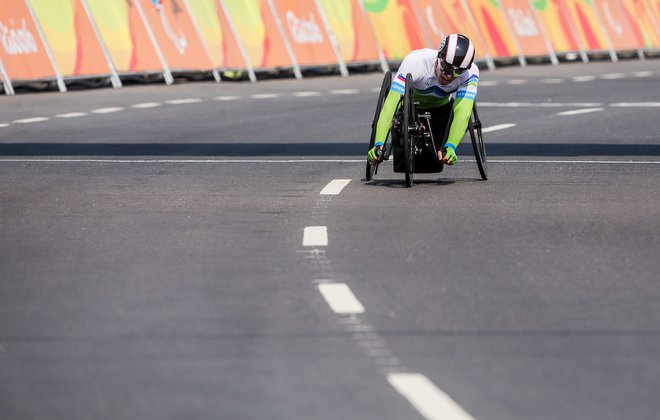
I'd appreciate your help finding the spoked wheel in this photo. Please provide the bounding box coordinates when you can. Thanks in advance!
[366,71,392,181]
[469,102,488,180]
[403,74,415,187]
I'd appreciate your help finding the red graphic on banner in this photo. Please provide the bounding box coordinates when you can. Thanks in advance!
[481,5,510,56]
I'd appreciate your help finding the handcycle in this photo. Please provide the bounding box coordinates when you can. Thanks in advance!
[366,72,487,187]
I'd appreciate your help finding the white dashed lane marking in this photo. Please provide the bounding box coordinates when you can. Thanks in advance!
[330,89,359,95]
[214,96,240,101]
[557,107,604,116]
[131,102,161,109]
[303,226,328,247]
[478,81,497,86]
[632,71,653,77]
[601,73,626,79]
[482,123,516,133]
[56,112,88,118]
[542,78,564,84]
[506,79,527,85]
[250,93,280,99]
[317,283,365,314]
[572,75,596,82]
[320,179,351,195]
[91,107,124,114]
[293,91,321,97]
[0,123,9,128]
[479,102,603,108]
[14,117,49,124]
[166,98,202,105]
[388,373,475,420]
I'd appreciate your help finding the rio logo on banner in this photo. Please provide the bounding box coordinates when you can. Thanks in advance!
[0,17,38,56]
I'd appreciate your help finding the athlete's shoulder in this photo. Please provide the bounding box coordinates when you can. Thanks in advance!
[401,48,437,64]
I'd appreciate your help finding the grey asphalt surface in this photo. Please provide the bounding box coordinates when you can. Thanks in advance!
[1,58,660,420]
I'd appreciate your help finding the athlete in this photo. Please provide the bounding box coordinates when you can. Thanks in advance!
[368,34,479,166]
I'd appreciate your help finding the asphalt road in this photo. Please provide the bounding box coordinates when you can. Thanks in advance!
[1,58,659,420]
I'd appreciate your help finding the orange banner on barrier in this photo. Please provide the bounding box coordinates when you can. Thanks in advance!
[622,0,660,48]
[0,0,58,81]
[464,0,519,58]
[137,0,213,71]
[186,0,246,69]
[223,0,293,68]
[563,0,609,51]
[30,0,111,78]
[362,0,425,60]
[500,0,553,57]
[531,0,580,53]
[270,0,338,67]
[592,0,645,50]
[316,0,382,64]
[85,0,162,73]
[410,0,489,60]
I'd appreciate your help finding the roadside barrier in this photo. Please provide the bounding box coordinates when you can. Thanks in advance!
[1,0,659,95]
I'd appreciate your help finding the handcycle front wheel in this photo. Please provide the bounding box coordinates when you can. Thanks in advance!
[468,103,487,180]
[403,73,415,187]
[366,71,392,181]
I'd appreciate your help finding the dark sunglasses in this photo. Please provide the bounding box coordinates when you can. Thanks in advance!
[439,59,467,77]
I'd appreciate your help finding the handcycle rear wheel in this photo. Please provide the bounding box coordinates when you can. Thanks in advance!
[468,103,487,180]
[366,71,392,181]
[402,74,415,187]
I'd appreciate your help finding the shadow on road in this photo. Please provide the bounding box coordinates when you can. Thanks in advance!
[1,143,659,157]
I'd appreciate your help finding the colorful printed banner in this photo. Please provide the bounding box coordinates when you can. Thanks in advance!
[185,0,246,69]
[530,0,581,53]
[410,0,490,60]
[500,0,554,57]
[563,0,610,51]
[85,0,163,73]
[222,0,293,68]
[270,0,339,67]
[30,0,113,78]
[315,0,382,63]
[137,0,213,71]
[362,0,425,60]
[0,0,60,81]
[464,0,520,58]
[592,0,645,50]
[622,0,660,48]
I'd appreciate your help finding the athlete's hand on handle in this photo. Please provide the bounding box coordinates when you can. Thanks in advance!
[368,142,384,163]
[438,146,457,165]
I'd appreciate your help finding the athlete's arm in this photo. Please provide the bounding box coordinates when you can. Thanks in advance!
[374,90,401,146]
[445,71,479,152]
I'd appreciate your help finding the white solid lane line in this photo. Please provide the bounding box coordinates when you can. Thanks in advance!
[303,226,328,247]
[317,283,365,314]
[293,91,321,97]
[131,102,161,109]
[56,112,88,118]
[214,96,240,101]
[388,373,475,420]
[250,93,280,99]
[14,117,49,124]
[478,102,603,108]
[557,107,604,116]
[166,98,202,105]
[91,107,124,114]
[320,179,351,195]
[482,123,516,133]
[610,102,660,107]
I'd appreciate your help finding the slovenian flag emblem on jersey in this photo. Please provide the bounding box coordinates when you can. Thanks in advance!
[391,74,406,95]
